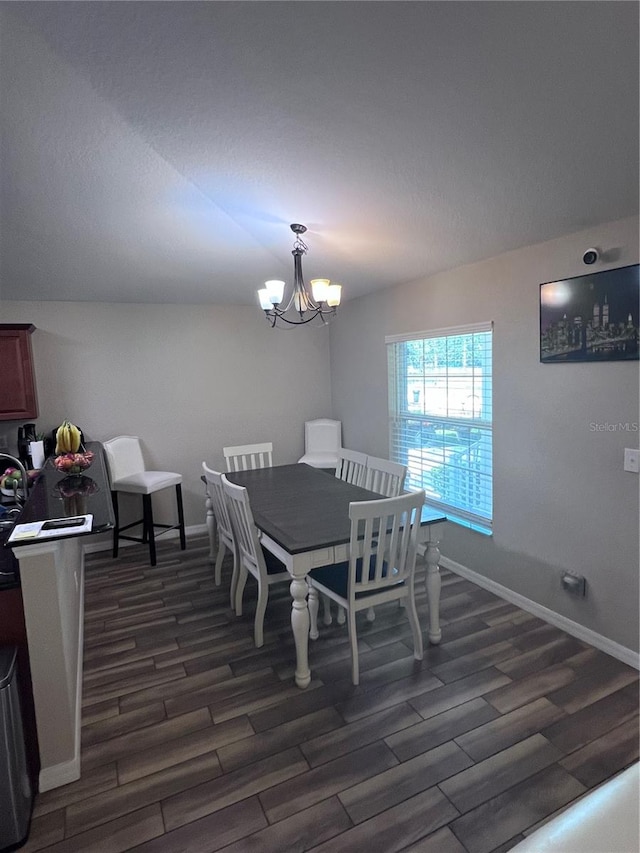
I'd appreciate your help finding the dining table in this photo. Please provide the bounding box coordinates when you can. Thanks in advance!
[226,463,447,688]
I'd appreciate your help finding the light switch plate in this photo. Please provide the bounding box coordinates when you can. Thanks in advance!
[624,448,639,473]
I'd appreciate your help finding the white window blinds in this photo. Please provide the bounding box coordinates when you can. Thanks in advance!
[386,322,493,533]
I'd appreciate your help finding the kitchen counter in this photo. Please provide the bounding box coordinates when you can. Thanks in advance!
[9,441,115,542]
[5,442,114,792]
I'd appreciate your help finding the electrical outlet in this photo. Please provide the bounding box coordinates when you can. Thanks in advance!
[624,448,639,473]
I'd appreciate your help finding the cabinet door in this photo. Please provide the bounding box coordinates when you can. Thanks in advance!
[0,325,38,420]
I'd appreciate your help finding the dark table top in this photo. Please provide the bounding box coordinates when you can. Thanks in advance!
[8,441,115,547]
[227,463,446,555]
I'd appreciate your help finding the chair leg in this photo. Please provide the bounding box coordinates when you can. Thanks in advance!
[205,490,216,564]
[235,566,248,616]
[229,553,239,612]
[322,594,332,626]
[111,491,120,558]
[254,578,268,648]
[347,609,359,685]
[405,590,424,661]
[175,484,186,550]
[366,606,376,622]
[337,606,346,626]
[308,585,319,640]
[214,542,226,587]
[143,494,156,566]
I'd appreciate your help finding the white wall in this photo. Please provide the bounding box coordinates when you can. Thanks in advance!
[330,215,640,653]
[0,302,332,526]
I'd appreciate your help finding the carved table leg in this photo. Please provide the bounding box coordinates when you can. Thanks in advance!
[424,540,442,644]
[205,489,216,564]
[308,584,319,640]
[291,577,311,688]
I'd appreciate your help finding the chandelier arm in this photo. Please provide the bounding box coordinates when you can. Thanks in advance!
[263,305,336,326]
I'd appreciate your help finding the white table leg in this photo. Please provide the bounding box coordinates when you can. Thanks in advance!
[291,577,311,688]
[424,540,442,644]
[205,489,216,564]
[308,584,319,640]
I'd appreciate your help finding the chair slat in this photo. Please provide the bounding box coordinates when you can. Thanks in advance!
[223,442,273,472]
[365,456,407,497]
[335,448,368,487]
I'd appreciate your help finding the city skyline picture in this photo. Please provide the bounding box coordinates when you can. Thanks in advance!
[540,263,639,363]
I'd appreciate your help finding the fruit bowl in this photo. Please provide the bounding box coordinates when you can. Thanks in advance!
[54,450,95,475]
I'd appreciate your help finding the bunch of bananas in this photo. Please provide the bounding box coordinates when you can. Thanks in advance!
[55,420,82,454]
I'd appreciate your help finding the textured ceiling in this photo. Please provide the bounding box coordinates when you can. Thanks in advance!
[1,1,638,305]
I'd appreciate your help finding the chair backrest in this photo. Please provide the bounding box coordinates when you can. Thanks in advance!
[202,462,235,547]
[335,448,368,487]
[347,489,425,600]
[221,475,268,580]
[365,456,407,497]
[223,442,273,472]
[103,435,146,483]
[304,419,342,455]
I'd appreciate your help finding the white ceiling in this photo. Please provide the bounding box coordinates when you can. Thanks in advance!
[1,1,638,305]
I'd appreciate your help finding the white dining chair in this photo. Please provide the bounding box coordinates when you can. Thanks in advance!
[365,456,407,497]
[223,442,273,472]
[335,448,368,487]
[221,475,290,648]
[298,418,342,470]
[202,463,239,607]
[307,489,426,685]
[103,435,186,567]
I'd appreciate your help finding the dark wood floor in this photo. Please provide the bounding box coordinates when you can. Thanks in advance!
[23,535,639,853]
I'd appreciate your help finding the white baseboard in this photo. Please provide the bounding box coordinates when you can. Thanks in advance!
[440,556,640,670]
[82,523,208,555]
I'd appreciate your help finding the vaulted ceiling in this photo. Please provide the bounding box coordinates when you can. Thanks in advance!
[1,1,638,305]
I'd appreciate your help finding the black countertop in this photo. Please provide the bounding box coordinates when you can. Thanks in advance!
[7,441,115,547]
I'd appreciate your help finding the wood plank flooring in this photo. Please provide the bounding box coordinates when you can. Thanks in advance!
[23,535,639,853]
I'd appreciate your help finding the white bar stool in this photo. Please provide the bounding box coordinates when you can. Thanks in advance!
[103,435,186,566]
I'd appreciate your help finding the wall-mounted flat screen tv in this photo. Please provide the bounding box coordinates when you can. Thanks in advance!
[540,263,639,363]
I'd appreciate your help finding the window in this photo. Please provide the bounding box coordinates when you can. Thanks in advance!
[386,322,493,533]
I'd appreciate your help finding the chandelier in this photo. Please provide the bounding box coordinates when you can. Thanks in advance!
[258,224,342,327]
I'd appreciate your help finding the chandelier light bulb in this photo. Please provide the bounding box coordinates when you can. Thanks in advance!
[258,289,272,310]
[326,284,342,307]
[264,280,285,305]
[310,278,330,302]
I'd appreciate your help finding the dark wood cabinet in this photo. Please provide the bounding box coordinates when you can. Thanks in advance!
[0,324,38,420]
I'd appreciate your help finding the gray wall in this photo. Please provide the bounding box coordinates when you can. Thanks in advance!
[330,215,640,652]
[0,302,332,526]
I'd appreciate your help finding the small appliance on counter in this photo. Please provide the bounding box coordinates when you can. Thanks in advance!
[16,423,51,471]
[16,425,35,469]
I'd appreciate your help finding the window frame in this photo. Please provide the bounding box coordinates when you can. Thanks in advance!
[386,321,493,534]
